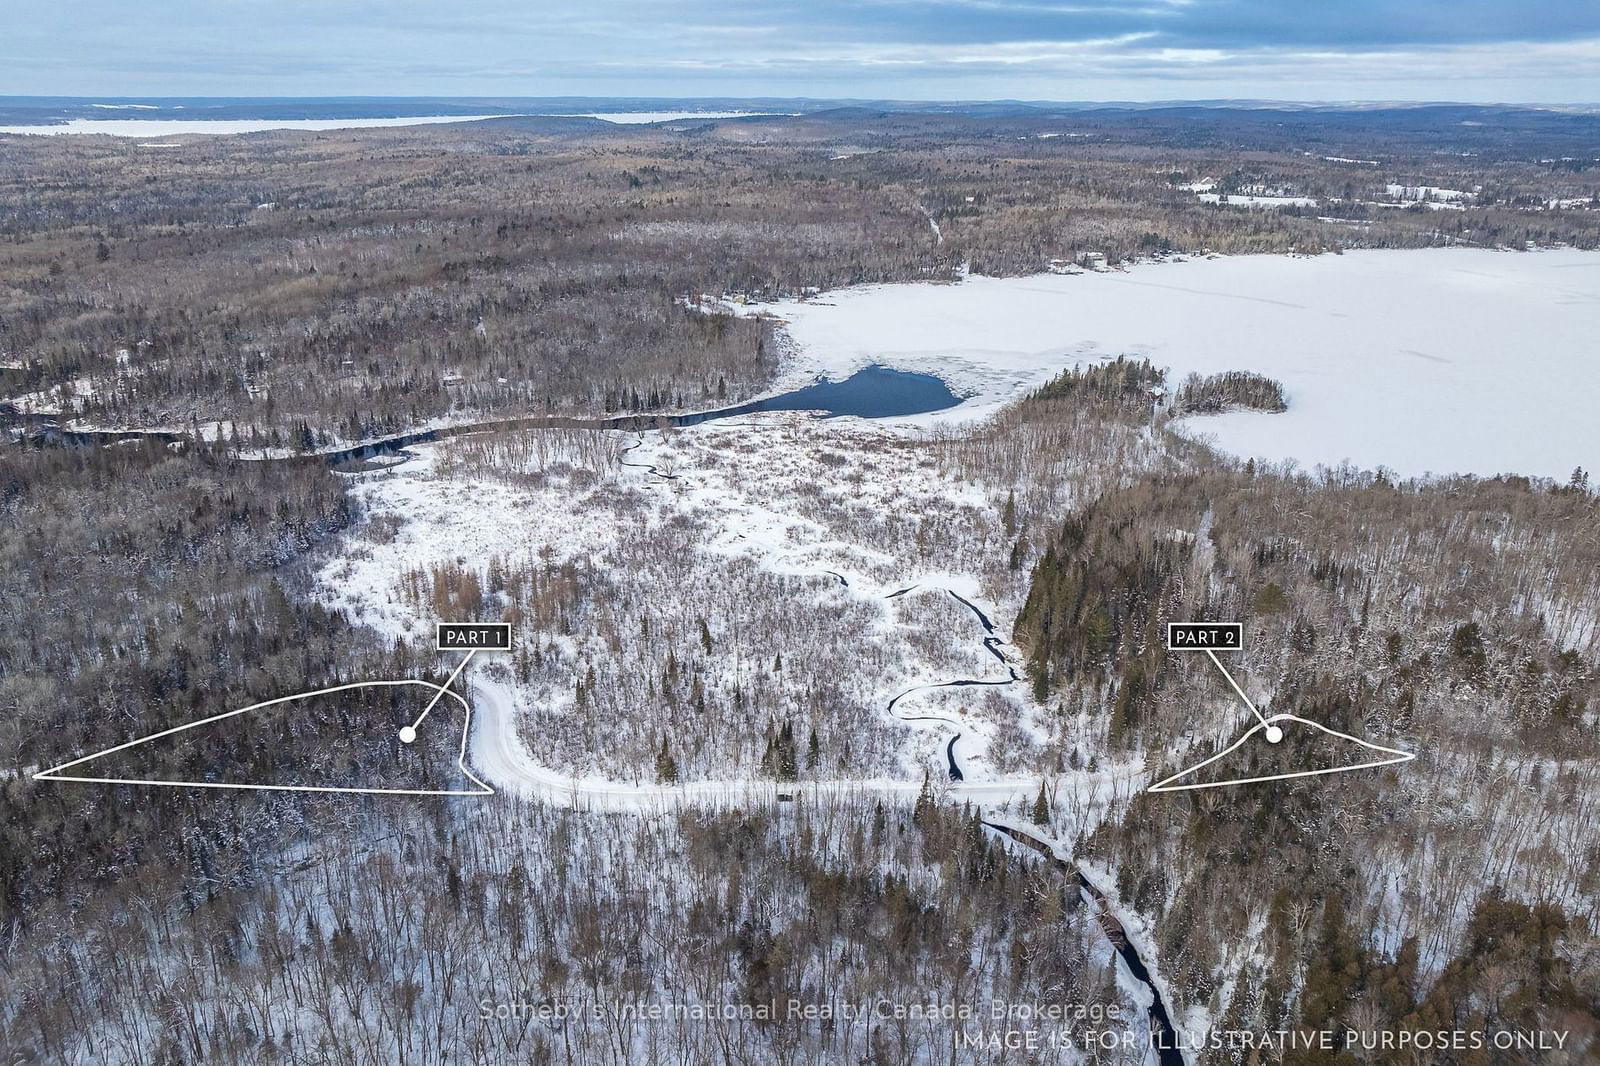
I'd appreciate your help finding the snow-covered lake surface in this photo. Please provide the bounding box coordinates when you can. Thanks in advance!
[0,115,520,137]
[752,249,1600,481]
[0,111,784,137]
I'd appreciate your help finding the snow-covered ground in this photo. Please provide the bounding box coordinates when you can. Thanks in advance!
[1196,192,1318,208]
[1386,183,1471,202]
[317,416,1145,820]
[469,673,1099,814]
[1178,181,1315,209]
[740,249,1600,480]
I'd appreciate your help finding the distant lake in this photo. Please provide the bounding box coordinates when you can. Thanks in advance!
[0,111,783,138]
[0,115,521,137]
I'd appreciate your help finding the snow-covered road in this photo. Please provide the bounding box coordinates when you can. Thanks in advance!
[468,674,1069,812]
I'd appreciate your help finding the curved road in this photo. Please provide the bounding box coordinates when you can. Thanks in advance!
[467,676,1049,811]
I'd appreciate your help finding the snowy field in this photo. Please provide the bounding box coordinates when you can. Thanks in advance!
[746,249,1600,481]
[317,417,1143,826]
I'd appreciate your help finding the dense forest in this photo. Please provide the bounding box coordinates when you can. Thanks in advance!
[991,376,1600,1062]
[0,443,403,926]
[1,109,1597,1064]
[4,108,1599,448]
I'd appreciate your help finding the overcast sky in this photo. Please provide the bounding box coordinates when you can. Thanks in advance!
[6,0,1599,103]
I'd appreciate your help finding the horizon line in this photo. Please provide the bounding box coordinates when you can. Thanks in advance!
[3,94,1598,110]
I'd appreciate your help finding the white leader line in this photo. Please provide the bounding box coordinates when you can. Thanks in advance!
[1148,714,1415,793]
[32,678,493,797]
[412,649,476,732]
[1204,648,1270,730]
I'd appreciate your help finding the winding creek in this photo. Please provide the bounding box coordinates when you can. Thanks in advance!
[628,395,1189,1059]
[881,586,1020,779]
[13,359,1183,1059]
[5,364,963,469]
[987,822,1186,1066]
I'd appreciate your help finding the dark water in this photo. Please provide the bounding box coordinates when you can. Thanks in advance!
[9,365,964,467]
[985,823,1186,1066]
[676,365,961,426]
[320,365,961,464]
[734,365,961,420]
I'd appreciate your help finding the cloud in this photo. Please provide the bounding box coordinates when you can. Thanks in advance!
[4,0,1598,101]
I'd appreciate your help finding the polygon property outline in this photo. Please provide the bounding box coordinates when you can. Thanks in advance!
[33,679,494,797]
[1148,713,1414,793]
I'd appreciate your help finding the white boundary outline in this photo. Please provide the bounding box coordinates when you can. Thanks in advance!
[32,679,495,797]
[1148,713,1414,793]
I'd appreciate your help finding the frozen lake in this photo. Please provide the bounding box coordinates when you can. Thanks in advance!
[759,249,1600,482]
[0,111,782,137]
[0,115,519,137]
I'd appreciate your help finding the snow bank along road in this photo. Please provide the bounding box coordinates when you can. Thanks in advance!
[468,675,1074,812]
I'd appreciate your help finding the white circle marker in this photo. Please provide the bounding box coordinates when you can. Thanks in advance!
[1264,725,1283,744]
[399,725,417,745]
